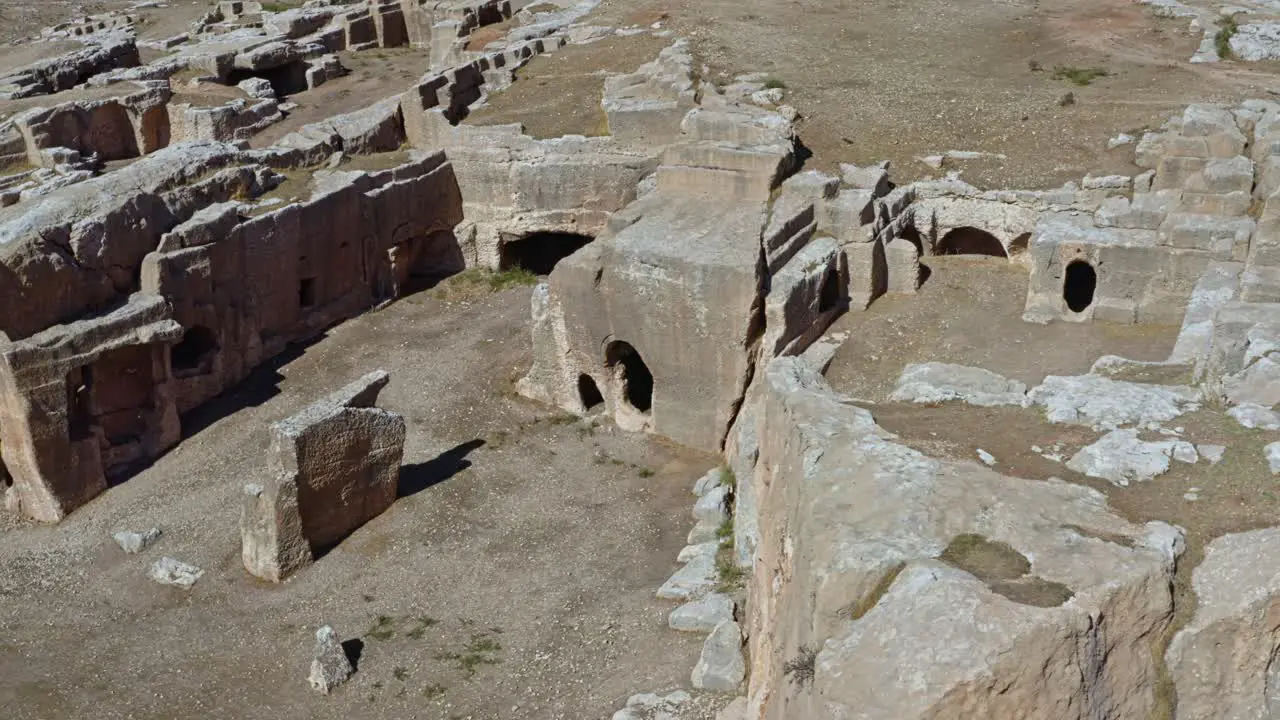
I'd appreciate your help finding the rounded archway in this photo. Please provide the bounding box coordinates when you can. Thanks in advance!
[936,227,1007,258]
[605,341,653,414]
[499,232,595,275]
[1063,260,1097,313]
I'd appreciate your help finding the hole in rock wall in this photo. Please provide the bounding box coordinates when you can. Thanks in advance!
[171,326,220,378]
[67,366,94,442]
[936,227,1007,258]
[299,277,317,309]
[1009,232,1032,256]
[818,266,841,313]
[578,374,604,410]
[1063,260,1096,313]
[606,341,654,413]
[499,233,594,275]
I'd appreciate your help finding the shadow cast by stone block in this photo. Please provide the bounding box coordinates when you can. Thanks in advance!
[179,334,326,440]
[341,638,364,672]
[397,439,485,498]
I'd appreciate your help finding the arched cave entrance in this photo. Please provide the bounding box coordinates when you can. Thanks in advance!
[605,341,653,414]
[499,233,594,275]
[1063,260,1097,313]
[578,374,604,410]
[1009,232,1032,256]
[171,326,220,378]
[936,227,1007,258]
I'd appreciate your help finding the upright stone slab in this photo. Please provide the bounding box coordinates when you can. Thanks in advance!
[241,370,405,582]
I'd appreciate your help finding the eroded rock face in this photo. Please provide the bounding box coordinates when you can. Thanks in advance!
[1167,528,1280,719]
[743,357,1183,720]
[241,371,405,582]
[1028,374,1200,430]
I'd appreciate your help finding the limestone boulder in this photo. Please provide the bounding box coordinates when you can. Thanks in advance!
[1066,428,1198,486]
[692,620,746,691]
[889,362,1029,407]
[1028,374,1200,429]
[1167,528,1280,718]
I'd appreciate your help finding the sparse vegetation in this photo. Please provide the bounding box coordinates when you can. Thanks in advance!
[762,77,787,90]
[423,683,447,699]
[716,517,734,540]
[365,614,397,641]
[1216,15,1239,60]
[1058,92,1076,107]
[429,268,539,302]
[718,466,736,489]
[261,1,303,11]
[637,467,655,478]
[1027,59,1042,72]
[783,645,817,687]
[393,666,409,681]
[1052,66,1109,86]
[715,549,747,592]
[406,615,438,640]
[435,632,503,679]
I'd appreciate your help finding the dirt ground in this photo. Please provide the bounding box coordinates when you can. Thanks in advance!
[824,255,1180,399]
[0,282,724,720]
[250,47,435,148]
[466,32,672,139]
[579,0,1280,188]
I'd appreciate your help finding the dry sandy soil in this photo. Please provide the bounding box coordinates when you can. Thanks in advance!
[581,0,1280,187]
[0,280,725,720]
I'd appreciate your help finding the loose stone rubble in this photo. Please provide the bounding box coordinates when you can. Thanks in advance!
[241,370,405,582]
[148,556,204,588]
[308,625,354,694]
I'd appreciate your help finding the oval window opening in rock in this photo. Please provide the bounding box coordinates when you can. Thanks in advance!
[1063,260,1097,313]
[499,232,595,275]
[936,227,1006,258]
[578,374,604,410]
[605,341,653,413]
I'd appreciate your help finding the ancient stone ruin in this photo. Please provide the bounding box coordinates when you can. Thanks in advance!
[242,370,405,582]
[5,1,1280,718]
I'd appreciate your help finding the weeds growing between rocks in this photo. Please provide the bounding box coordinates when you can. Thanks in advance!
[1052,66,1109,86]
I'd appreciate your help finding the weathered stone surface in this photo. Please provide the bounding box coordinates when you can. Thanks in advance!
[888,362,1029,406]
[113,527,162,554]
[656,553,717,601]
[669,592,735,633]
[694,484,729,526]
[610,690,691,720]
[148,556,204,588]
[677,541,720,562]
[693,468,722,496]
[1028,374,1199,429]
[692,620,745,691]
[241,371,406,582]
[1066,428,1197,486]
[1268,442,1280,474]
[1229,403,1280,430]
[308,625,353,694]
[743,357,1182,720]
[1167,528,1280,719]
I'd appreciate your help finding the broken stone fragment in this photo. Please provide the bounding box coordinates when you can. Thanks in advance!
[669,592,735,633]
[1228,403,1280,430]
[656,553,717,601]
[692,468,722,496]
[1066,428,1197,486]
[113,527,162,554]
[694,484,729,525]
[691,620,746,691]
[308,625,353,694]
[1267,442,1280,474]
[889,362,1028,407]
[611,690,691,720]
[1027,374,1199,430]
[148,556,204,588]
[677,541,720,562]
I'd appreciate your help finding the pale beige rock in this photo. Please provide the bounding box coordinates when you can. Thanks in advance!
[241,371,405,582]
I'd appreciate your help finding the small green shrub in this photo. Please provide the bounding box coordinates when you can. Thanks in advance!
[1051,66,1109,86]
[718,466,736,489]
[762,77,787,90]
[1216,15,1239,60]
